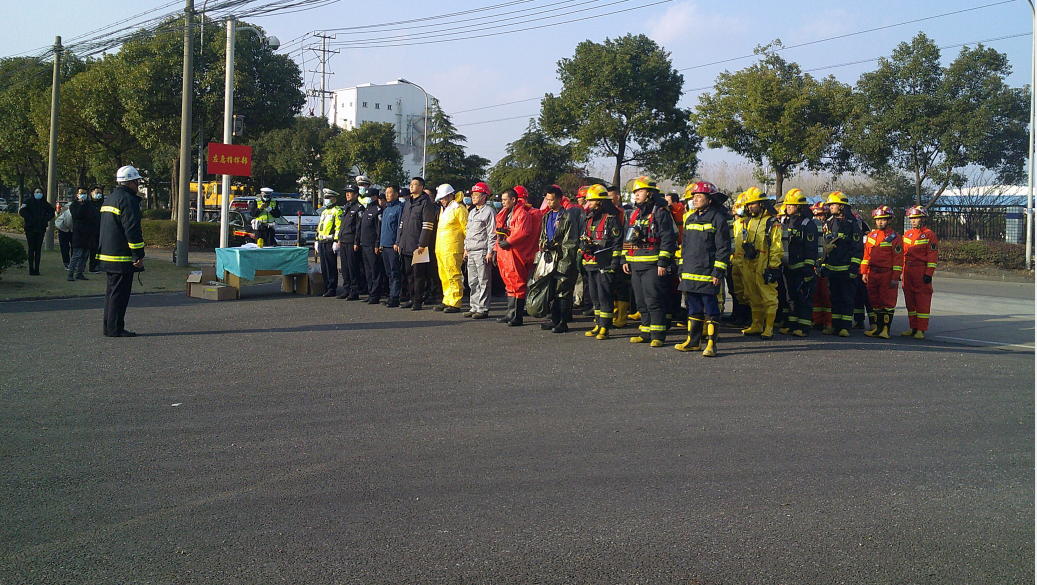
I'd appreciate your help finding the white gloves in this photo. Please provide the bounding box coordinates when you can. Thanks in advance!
[314,241,319,252]
[332,242,341,253]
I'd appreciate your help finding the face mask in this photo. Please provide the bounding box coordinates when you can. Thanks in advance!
[359,196,371,206]
[34,192,43,199]
[92,193,102,200]
[323,199,334,207]
[78,194,88,201]
[492,201,502,210]
[463,197,472,206]
[358,186,368,195]
[262,195,271,201]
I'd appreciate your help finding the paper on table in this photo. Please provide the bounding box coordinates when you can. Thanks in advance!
[412,247,430,264]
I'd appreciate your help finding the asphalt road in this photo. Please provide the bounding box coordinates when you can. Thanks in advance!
[0,279,1032,584]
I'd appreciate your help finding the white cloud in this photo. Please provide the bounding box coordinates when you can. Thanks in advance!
[645,1,746,46]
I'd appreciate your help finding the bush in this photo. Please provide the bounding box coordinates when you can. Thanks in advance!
[0,212,25,232]
[0,234,27,279]
[141,219,222,250]
[941,240,1028,270]
[142,209,173,220]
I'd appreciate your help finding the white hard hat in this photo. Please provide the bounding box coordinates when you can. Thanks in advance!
[116,165,142,183]
[260,187,274,194]
[435,184,456,201]
[355,175,371,186]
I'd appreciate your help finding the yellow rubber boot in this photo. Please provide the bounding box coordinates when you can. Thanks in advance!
[877,310,892,339]
[613,301,629,328]
[741,308,764,336]
[901,329,916,337]
[760,310,776,340]
[913,330,925,339]
[596,327,610,340]
[822,326,836,335]
[702,320,718,357]
[585,325,600,338]
[650,339,664,347]
[675,318,703,352]
[629,310,641,320]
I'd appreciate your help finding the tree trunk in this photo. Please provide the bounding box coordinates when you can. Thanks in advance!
[774,166,785,202]
[171,157,179,220]
[613,141,626,189]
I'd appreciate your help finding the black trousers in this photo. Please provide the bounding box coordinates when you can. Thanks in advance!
[828,273,857,332]
[57,229,71,266]
[104,271,134,336]
[785,271,816,333]
[854,276,874,325]
[339,243,363,296]
[255,225,277,246]
[402,254,430,304]
[631,266,667,340]
[587,269,614,329]
[88,235,100,272]
[362,245,386,299]
[318,241,338,294]
[25,230,45,273]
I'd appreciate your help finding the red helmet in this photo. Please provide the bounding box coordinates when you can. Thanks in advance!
[683,181,718,199]
[471,182,491,195]
[513,185,528,200]
[810,201,826,216]
[871,205,893,219]
[906,205,928,218]
[577,185,590,199]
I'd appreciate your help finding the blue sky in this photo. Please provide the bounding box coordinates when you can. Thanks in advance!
[3,0,1032,173]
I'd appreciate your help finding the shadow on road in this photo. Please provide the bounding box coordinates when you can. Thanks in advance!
[141,319,457,338]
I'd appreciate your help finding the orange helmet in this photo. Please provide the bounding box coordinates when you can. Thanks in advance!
[906,205,928,218]
[871,205,893,219]
[810,201,826,216]
[577,185,590,199]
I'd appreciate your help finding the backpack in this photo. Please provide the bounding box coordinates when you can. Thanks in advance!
[55,207,72,232]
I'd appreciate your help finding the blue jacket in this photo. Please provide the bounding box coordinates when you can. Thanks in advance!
[380,199,404,247]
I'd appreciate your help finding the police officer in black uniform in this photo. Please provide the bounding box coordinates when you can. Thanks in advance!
[356,187,386,303]
[99,166,146,337]
[337,184,363,300]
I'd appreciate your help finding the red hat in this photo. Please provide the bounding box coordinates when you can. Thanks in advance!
[471,182,491,195]
[514,185,528,200]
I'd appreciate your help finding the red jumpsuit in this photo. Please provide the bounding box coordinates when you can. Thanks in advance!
[812,276,832,327]
[902,227,938,331]
[494,202,539,299]
[860,227,904,310]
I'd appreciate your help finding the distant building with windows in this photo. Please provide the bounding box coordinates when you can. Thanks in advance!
[331,81,431,181]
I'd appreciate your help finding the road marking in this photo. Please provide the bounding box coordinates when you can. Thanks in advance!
[932,335,1035,350]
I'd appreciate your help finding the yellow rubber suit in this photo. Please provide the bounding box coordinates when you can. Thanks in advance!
[739,211,784,336]
[730,214,746,311]
[436,200,468,308]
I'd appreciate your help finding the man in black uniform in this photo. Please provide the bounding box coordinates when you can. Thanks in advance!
[356,187,386,304]
[337,184,363,300]
[395,177,437,311]
[99,165,146,337]
[622,176,678,348]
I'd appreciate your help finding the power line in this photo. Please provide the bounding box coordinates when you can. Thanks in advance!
[453,97,542,115]
[677,0,1018,72]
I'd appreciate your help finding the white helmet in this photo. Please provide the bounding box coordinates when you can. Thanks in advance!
[435,184,456,201]
[116,165,142,183]
[260,187,274,194]
[355,175,371,186]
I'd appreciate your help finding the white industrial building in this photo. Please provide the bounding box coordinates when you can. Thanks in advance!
[331,81,431,181]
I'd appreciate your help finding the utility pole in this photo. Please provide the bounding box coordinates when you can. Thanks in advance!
[44,36,61,252]
[197,0,210,222]
[308,32,338,120]
[220,16,235,249]
[176,0,195,267]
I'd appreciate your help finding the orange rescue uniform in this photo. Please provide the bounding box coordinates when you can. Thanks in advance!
[902,227,938,331]
[860,227,904,310]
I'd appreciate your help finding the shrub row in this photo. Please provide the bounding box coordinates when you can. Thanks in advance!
[940,240,1028,270]
[0,213,25,232]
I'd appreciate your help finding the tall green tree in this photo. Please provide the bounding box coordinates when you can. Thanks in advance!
[323,122,407,188]
[845,33,1029,206]
[488,119,581,203]
[249,116,338,192]
[424,98,489,189]
[0,57,54,194]
[695,42,852,200]
[540,33,700,187]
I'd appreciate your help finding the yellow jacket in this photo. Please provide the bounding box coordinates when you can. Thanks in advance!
[739,212,783,271]
[436,200,468,254]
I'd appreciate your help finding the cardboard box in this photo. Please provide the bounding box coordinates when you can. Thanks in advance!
[185,266,219,295]
[189,282,238,301]
[281,273,311,294]
[309,267,323,293]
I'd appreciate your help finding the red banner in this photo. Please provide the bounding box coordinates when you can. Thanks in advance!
[207,143,253,177]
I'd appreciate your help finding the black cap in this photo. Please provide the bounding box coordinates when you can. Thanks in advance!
[344,184,359,193]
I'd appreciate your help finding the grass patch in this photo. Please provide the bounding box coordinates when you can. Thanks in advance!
[0,249,193,301]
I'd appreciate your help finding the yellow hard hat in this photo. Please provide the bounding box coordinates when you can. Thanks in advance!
[629,176,658,192]
[825,191,849,206]
[783,188,807,206]
[734,191,747,206]
[585,184,611,201]
[742,187,769,205]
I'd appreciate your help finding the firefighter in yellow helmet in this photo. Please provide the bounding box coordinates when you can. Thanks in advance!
[819,191,865,337]
[738,188,784,338]
[579,185,624,340]
[778,188,821,336]
[724,191,752,328]
[622,176,678,347]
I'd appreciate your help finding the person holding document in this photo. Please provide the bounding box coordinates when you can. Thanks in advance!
[395,177,437,311]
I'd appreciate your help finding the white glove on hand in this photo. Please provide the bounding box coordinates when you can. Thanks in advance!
[314,241,319,252]
[332,242,341,253]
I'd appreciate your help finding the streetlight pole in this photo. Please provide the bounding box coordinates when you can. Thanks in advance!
[45,36,62,252]
[219,17,235,249]
[175,0,195,267]
[196,0,210,222]
[1027,0,1035,270]
[398,78,428,179]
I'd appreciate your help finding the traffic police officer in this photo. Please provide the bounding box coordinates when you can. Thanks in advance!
[356,187,386,303]
[316,189,343,297]
[249,187,281,246]
[337,184,363,300]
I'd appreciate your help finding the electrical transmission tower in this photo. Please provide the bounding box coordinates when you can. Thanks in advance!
[307,32,339,120]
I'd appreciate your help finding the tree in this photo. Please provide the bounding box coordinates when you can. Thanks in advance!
[323,122,406,188]
[540,33,700,187]
[0,57,54,195]
[249,116,338,192]
[695,42,852,200]
[844,33,1029,207]
[488,120,581,203]
[424,99,489,189]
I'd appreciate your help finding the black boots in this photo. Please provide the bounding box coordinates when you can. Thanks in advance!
[508,298,525,326]
[552,299,570,333]
[498,297,516,323]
